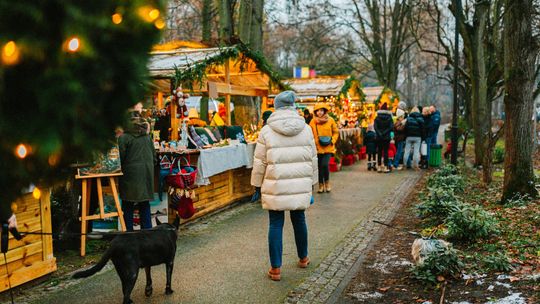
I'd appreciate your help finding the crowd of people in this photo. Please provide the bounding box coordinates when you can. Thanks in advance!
[366,102,441,173]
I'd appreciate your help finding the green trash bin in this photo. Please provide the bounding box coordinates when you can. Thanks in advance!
[429,144,443,167]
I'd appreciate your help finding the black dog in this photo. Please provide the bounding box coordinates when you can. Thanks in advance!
[73,217,179,304]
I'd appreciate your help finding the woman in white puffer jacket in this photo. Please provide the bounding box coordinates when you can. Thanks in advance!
[251,91,318,281]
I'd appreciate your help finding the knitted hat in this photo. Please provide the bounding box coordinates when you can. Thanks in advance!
[380,103,388,110]
[274,91,297,109]
[398,101,407,110]
[262,110,273,125]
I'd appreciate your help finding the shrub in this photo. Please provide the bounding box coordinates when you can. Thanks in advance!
[416,188,463,223]
[447,204,499,242]
[426,174,465,193]
[410,245,464,284]
[482,252,513,272]
[493,146,505,164]
[504,193,533,207]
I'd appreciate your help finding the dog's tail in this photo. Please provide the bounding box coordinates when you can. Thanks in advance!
[72,247,112,279]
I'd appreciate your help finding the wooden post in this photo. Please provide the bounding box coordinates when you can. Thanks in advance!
[262,96,268,112]
[170,78,178,140]
[225,59,232,125]
[157,92,163,109]
[40,189,53,261]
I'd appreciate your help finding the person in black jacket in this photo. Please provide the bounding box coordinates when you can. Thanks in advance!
[374,103,394,173]
[403,107,424,170]
[363,124,377,171]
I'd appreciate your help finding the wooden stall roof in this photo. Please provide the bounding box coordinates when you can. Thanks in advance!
[148,42,286,95]
[281,76,365,102]
[363,86,384,103]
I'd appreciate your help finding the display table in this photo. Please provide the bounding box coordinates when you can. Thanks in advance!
[196,144,250,185]
[339,127,362,138]
[161,143,256,224]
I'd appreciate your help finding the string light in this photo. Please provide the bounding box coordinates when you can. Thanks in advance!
[15,144,28,159]
[1,41,20,65]
[112,13,123,24]
[154,18,165,29]
[66,37,80,52]
[32,187,41,199]
[138,6,160,22]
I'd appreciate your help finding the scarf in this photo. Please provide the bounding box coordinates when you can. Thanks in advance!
[315,114,329,124]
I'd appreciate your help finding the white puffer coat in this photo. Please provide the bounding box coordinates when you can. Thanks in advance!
[251,109,318,211]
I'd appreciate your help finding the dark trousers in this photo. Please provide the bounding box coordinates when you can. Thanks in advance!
[318,153,332,183]
[122,201,152,231]
[377,140,390,167]
[368,153,376,162]
[268,210,308,268]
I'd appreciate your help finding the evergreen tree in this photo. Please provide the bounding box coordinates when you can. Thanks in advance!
[0,0,165,216]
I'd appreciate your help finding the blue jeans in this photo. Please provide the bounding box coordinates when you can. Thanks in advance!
[425,133,438,161]
[393,141,405,167]
[122,201,152,231]
[318,153,332,183]
[268,210,308,268]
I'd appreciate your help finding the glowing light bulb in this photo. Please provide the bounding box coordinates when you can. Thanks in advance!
[2,41,20,65]
[112,13,123,24]
[15,144,28,159]
[149,9,160,20]
[32,187,41,199]
[154,18,165,29]
[67,37,80,52]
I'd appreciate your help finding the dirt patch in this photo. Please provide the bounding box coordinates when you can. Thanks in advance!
[340,176,538,304]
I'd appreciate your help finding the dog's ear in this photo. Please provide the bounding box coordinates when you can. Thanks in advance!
[155,216,162,226]
[173,213,180,230]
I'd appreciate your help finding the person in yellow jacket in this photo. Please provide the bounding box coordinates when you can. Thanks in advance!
[309,103,339,193]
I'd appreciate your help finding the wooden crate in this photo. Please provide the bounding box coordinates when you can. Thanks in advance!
[0,189,57,292]
[168,167,254,224]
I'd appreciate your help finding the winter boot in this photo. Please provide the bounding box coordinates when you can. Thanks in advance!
[298,257,310,268]
[318,183,325,193]
[324,181,331,192]
[367,162,372,171]
[268,267,281,281]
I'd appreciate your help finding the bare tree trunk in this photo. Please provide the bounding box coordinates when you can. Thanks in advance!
[238,0,264,51]
[502,0,538,200]
[202,0,213,43]
[219,0,234,43]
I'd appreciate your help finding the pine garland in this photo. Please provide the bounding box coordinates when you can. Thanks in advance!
[172,42,289,91]
[374,86,399,107]
[339,75,366,103]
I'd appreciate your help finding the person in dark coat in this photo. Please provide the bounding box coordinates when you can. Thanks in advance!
[420,107,431,168]
[363,124,377,171]
[374,103,394,173]
[118,103,156,231]
[393,104,407,170]
[303,109,313,125]
[428,105,441,145]
[403,107,425,170]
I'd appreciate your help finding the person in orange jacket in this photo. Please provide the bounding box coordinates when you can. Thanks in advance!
[309,103,339,193]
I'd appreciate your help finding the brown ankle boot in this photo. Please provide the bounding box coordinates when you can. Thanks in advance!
[324,181,331,192]
[267,267,281,281]
[318,183,325,193]
[298,257,310,268]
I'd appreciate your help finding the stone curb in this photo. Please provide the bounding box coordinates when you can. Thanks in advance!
[284,172,423,304]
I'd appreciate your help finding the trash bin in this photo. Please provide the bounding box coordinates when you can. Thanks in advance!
[429,144,443,167]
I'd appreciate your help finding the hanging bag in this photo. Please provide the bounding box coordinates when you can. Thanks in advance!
[165,157,198,189]
[170,191,196,219]
[316,124,332,147]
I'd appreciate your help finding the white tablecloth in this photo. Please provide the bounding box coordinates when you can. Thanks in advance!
[195,144,250,185]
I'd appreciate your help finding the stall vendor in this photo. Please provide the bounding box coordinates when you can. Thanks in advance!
[188,108,207,127]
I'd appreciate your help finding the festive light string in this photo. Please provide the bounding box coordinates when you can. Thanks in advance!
[112,13,123,24]
[67,37,80,52]
[1,41,20,65]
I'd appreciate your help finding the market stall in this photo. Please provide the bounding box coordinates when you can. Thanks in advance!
[147,41,285,223]
[0,188,56,292]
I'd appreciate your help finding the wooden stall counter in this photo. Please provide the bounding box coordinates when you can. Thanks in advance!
[0,189,56,292]
[163,143,255,224]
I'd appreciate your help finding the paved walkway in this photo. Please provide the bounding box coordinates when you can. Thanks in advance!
[24,163,420,304]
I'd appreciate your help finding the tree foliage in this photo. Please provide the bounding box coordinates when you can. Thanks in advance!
[0,0,164,210]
